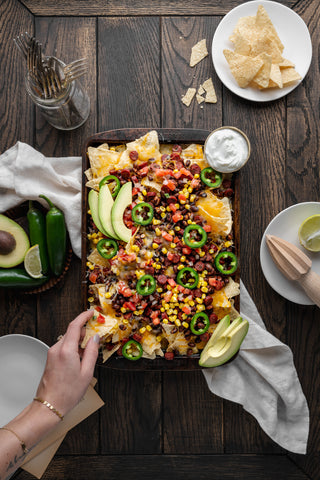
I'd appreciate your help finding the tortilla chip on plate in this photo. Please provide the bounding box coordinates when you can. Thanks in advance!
[223,49,264,88]
[281,67,302,87]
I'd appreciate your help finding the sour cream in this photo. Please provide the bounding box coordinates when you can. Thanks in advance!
[204,127,250,173]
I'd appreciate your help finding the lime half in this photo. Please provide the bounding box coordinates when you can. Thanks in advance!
[24,244,43,278]
[298,214,320,252]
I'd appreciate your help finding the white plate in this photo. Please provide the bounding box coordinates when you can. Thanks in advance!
[260,202,320,305]
[212,0,312,102]
[0,334,48,426]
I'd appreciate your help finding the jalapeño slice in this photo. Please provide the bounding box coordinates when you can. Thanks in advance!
[214,251,238,275]
[190,312,210,335]
[97,238,119,259]
[176,267,199,290]
[200,167,222,189]
[183,224,207,249]
[99,175,121,197]
[136,274,157,296]
[131,202,154,225]
[122,340,143,361]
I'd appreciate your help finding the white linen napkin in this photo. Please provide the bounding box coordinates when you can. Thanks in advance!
[0,142,309,454]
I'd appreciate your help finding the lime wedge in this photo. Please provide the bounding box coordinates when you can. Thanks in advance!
[24,244,43,278]
[298,214,320,252]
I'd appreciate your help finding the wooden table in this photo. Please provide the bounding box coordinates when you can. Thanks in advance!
[1,0,319,478]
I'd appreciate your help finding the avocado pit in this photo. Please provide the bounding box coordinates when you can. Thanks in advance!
[0,230,16,255]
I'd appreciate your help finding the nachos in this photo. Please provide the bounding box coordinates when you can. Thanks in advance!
[83,131,239,362]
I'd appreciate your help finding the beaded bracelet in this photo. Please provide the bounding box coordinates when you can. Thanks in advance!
[0,426,29,454]
[33,397,64,421]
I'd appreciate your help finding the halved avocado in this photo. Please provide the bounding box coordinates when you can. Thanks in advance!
[199,315,230,367]
[88,189,108,236]
[200,317,249,368]
[0,215,30,268]
[111,182,132,243]
[98,184,119,239]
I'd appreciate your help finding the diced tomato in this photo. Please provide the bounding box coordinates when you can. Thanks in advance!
[169,203,177,213]
[131,293,140,303]
[164,291,173,302]
[172,212,183,223]
[131,226,138,234]
[97,314,105,324]
[191,178,200,188]
[132,187,140,196]
[203,224,212,232]
[168,278,176,287]
[118,281,133,297]
[162,232,173,242]
[139,166,149,175]
[123,301,136,311]
[182,246,192,255]
[165,179,176,191]
[141,301,148,309]
[208,277,224,290]
[180,167,193,178]
[182,305,192,315]
[152,318,160,325]
[177,285,185,293]
[95,305,102,312]
[151,310,160,319]
[89,271,98,283]
[167,252,174,261]
[174,236,180,244]
[178,193,187,202]
[155,169,173,177]
[173,171,182,179]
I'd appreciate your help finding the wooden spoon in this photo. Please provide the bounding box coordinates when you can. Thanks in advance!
[266,234,320,308]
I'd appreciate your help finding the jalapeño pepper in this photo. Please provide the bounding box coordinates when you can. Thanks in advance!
[190,312,210,335]
[39,195,66,277]
[122,339,143,361]
[97,238,118,259]
[0,268,49,288]
[136,274,156,296]
[131,202,154,225]
[200,167,222,188]
[214,251,238,275]
[99,175,121,198]
[183,224,207,249]
[176,267,199,290]
[27,201,49,274]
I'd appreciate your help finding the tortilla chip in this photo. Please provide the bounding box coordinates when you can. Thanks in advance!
[81,309,118,348]
[87,146,127,179]
[252,52,272,89]
[249,30,283,64]
[196,94,205,104]
[198,85,205,95]
[190,39,208,67]
[181,87,196,106]
[230,16,257,44]
[224,278,240,299]
[121,130,161,164]
[278,58,295,68]
[281,67,302,87]
[268,64,283,88]
[255,4,284,53]
[87,248,110,267]
[223,49,264,88]
[202,77,217,103]
[196,192,232,236]
[102,344,120,363]
[233,32,251,56]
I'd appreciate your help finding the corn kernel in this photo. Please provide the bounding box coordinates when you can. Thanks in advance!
[153,219,161,225]
[190,301,195,307]
[180,256,186,262]
[134,310,140,315]
[199,251,206,257]
[171,295,178,303]
[196,298,203,304]
[157,287,163,293]
[170,242,176,249]
[187,219,192,225]
[155,264,161,270]
[105,292,112,298]
[132,245,140,252]
[123,319,129,324]
[121,307,127,313]
[87,234,92,240]
[175,226,181,231]
[194,173,200,179]
[197,304,205,312]
[146,325,152,331]
[160,206,166,212]
[173,169,179,173]
[166,206,171,212]
[152,243,160,249]
[164,304,169,310]
[180,200,186,205]
[209,249,214,254]
[161,247,168,254]
[190,194,196,202]
[88,209,91,215]
[175,203,180,209]
[156,335,162,342]
[145,251,153,259]
[160,307,165,312]
[142,189,147,196]
[161,212,166,218]
[182,321,189,329]
[188,187,193,193]
[89,264,94,270]
[167,309,173,315]
[93,238,99,244]
[185,204,190,210]
[175,319,181,327]
[88,296,94,303]
[163,319,169,324]
[177,264,184,270]
[139,327,146,334]
[201,287,208,293]
[225,241,232,248]
[182,313,188,320]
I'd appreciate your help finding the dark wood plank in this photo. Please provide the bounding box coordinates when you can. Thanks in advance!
[98,17,160,131]
[161,16,224,454]
[33,17,99,455]
[16,455,309,480]
[34,17,97,156]
[98,16,162,454]
[285,1,320,478]
[20,0,297,16]
[0,0,37,337]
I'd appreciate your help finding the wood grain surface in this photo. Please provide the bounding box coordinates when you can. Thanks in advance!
[1,0,319,479]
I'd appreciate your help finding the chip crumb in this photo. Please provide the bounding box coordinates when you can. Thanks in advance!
[202,78,217,103]
[181,87,196,106]
[196,94,205,104]
[198,85,205,95]
[190,39,208,67]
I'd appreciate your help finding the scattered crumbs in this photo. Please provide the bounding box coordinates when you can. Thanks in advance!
[181,88,196,107]
[196,94,205,104]
[202,78,217,103]
[190,39,208,67]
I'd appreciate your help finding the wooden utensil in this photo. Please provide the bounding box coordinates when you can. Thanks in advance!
[266,234,320,308]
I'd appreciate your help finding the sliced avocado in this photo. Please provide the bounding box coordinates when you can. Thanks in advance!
[199,315,230,367]
[0,215,30,268]
[88,189,108,236]
[200,318,249,368]
[98,184,119,239]
[111,182,132,243]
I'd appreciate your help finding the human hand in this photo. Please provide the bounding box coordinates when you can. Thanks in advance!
[35,310,99,417]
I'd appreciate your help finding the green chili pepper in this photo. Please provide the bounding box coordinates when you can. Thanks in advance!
[122,339,143,361]
[176,267,199,290]
[131,202,154,225]
[0,268,48,288]
[136,274,156,296]
[99,175,121,198]
[39,195,66,277]
[27,201,49,274]
[214,251,238,275]
[200,167,222,188]
[183,224,207,249]
[190,312,210,335]
[97,238,118,259]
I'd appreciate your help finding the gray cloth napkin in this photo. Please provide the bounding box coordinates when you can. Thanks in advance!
[0,142,309,454]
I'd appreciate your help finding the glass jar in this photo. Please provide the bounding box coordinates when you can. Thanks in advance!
[25,57,90,131]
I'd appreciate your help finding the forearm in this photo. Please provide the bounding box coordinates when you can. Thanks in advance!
[0,400,60,480]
